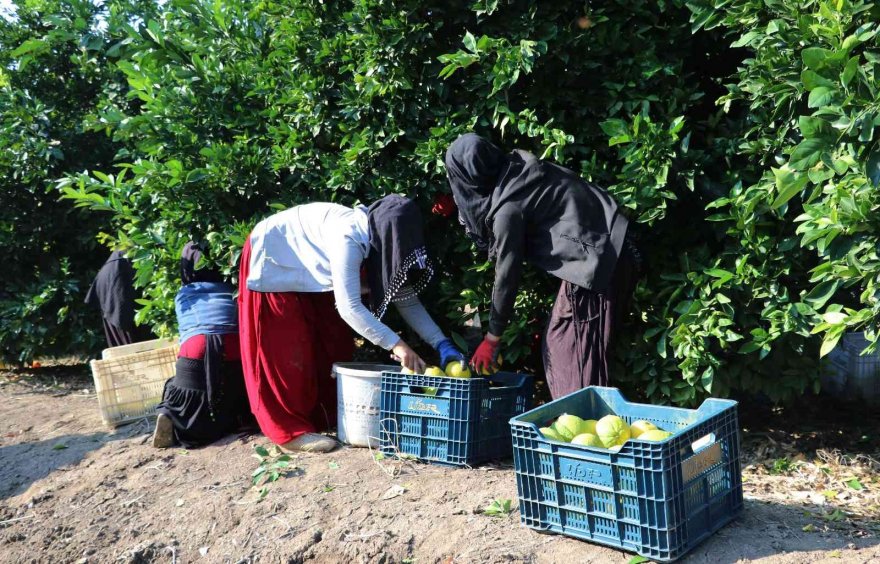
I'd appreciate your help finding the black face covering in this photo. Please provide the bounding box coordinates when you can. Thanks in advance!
[365,195,434,319]
[180,241,223,285]
[444,133,508,251]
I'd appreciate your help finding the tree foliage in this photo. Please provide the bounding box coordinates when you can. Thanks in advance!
[5,0,880,404]
[0,0,142,363]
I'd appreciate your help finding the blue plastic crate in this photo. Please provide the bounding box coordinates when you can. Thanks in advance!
[509,386,742,562]
[379,371,533,466]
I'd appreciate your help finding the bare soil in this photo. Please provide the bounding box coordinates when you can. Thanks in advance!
[1,363,878,564]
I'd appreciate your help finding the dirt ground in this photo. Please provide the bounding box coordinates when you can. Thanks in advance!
[1,364,878,564]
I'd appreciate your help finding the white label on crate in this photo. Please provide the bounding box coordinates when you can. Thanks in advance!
[681,442,722,483]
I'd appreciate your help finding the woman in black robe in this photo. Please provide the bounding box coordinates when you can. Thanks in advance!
[445,134,640,398]
[85,251,153,347]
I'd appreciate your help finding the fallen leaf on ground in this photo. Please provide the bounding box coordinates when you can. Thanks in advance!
[381,484,406,500]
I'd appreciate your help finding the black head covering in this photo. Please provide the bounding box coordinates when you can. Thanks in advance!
[365,195,434,319]
[180,241,223,285]
[85,251,138,331]
[444,133,509,251]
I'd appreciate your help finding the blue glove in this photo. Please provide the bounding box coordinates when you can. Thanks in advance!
[437,338,465,369]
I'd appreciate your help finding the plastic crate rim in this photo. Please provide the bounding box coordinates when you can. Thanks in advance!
[509,386,737,446]
[380,370,532,389]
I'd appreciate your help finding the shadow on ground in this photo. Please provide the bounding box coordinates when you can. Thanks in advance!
[0,427,141,501]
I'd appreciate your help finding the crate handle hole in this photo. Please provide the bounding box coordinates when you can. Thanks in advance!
[691,432,716,453]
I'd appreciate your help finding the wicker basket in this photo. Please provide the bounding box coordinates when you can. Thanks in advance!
[91,342,179,428]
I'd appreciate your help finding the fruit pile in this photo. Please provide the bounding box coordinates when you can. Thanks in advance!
[401,361,472,396]
[539,413,672,451]
[401,361,471,378]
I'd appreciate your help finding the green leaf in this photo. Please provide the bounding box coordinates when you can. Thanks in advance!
[820,332,842,358]
[450,331,469,355]
[802,47,832,70]
[798,116,831,139]
[822,311,847,324]
[859,118,874,142]
[656,330,667,359]
[867,149,880,187]
[846,478,863,491]
[627,557,650,564]
[803,280,839,309]
[11,39,47,57]
[482,498,515,517]
[771,167,809,209]
[801,70,834,90]
[600,119,628,138]
[253,445,270,458]
[146,19,164,46]
[842,56,860,86]
[808,87,834,108]
[731,31,760,48]
[701,367,714,393]
[462,31,477,53]
[212,0,227,28]
[789,138,828,170]
[52,444,68,450]
[706,268,734,282]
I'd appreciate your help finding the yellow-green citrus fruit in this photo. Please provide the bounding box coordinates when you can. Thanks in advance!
[478,353,504,375]
[400,366,415,374]
[553,413,591,441]
[608,445,622,453]
[596,415,631,447]
[540,427,565,441]
[423,366,445,377]
[629,420,658,439]
[583,419,598,435]
[444,361,471,378]
[571,433,604,447]
[423,387,438,396]
[639,429,672,442]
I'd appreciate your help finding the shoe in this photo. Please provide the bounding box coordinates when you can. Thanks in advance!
[279,433,337,453]
[152,413,175,448]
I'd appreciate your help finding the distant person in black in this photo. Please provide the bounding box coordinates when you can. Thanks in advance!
[85,251,153,348]
[445,133,640,398]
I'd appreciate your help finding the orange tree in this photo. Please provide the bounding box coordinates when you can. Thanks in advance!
[53,0,880,404]
[0,0,157,363]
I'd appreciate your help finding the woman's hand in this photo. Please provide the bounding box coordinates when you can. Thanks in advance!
[391,340,426,374]
[436,338,465,370]
[470,333,501,375]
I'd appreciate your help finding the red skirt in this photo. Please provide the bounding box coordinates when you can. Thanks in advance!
[238,236,354,444]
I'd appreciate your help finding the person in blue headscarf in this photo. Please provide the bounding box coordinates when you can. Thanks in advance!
[152,242,252,448]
